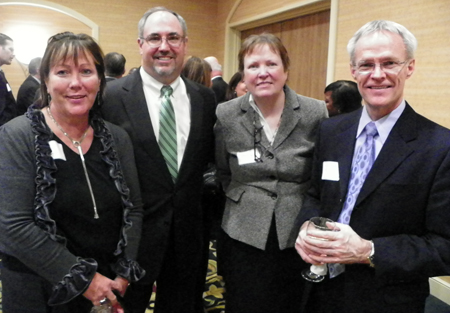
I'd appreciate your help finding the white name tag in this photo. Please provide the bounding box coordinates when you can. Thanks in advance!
[237,149,259,165]
[6,83,11,92]
[49,140,66,161]
[322,161,339,181]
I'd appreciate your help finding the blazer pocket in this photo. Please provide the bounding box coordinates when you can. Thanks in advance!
[225,187,246,203]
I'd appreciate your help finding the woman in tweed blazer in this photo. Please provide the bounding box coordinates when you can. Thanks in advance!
[214,33,328,313]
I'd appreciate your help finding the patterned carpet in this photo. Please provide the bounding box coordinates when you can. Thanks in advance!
[0,241,226,313]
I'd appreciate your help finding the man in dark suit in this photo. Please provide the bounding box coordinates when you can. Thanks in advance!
[295,20,450,313]
[102,7,216,313]
[16,57,41,115]
[204,56,228,103]
[0,33,17,126]
[104,52,126,82]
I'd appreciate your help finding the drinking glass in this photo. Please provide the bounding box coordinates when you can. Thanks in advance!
[301,217,336,283]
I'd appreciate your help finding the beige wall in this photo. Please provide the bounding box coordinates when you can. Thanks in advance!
[217,0,450,128]
[44,0,219,67]
[1,0,219,96]
[2,0,449,127]
[333,0,450,127]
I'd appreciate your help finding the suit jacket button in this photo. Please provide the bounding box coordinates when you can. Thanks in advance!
[271,193,277,200]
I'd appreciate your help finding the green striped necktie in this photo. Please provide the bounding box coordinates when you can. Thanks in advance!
[159,85,178,182]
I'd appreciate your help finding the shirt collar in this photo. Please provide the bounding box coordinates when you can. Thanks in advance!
[140,67,181,96]
[357,100,406,144]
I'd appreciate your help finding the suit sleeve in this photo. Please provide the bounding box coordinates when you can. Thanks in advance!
[0,75,8,122]
[294,121,324,227]
[374,147,450,281]
[214,107,231,191]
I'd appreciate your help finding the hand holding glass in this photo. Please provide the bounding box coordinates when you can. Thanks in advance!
[301,217,336,283]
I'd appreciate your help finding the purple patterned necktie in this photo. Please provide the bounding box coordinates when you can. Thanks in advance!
[338,121,378,224]
[329,121,378,278]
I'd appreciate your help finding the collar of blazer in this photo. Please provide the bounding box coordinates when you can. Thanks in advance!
[238,85,302,150]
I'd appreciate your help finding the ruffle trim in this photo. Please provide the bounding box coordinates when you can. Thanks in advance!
[113,258,146,282]
[48,258,97,305]
[27,105,144,304]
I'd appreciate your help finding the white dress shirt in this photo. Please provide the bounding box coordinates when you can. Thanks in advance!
[140,67,191,169]
[354,100,406,161]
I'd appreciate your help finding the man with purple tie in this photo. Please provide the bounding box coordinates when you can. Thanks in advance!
[295,20,450,313]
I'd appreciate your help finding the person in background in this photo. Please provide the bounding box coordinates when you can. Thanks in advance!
[0,33,17,125]
[182,56,212,87]
[204,56,228,103]
[102,7,216,313]
[225,71,247,101]
[104,52,126,82]
[17,57,42,115]
[324,80,362,117]
[0,32,145,313]
[214,33,328,313]
[128,67,139,75]
[182,53,226,311]
[295,20,450,313]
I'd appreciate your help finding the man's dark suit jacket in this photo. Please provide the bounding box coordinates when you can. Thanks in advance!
[101,69,216,311]
[211,76,228,104]
[17,75,40,115]
[0,70,17,126]
[298,103,450,312]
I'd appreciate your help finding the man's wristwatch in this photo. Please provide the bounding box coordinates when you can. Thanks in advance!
[367,240,375,267]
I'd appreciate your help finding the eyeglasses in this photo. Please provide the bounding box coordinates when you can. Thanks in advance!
[140,34,185,47]
[354,60,408,75]
[254,123,264,163]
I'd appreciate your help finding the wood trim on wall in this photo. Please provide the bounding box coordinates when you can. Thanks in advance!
[0,0,99,39]
[223,0,337,84]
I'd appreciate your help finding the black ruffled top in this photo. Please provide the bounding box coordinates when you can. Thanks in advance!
[26,105,145,305]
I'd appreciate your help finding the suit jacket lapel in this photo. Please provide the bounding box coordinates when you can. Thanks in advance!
[272,86,300,150]
[120,72,161,160]
[239,93,256,138]
[356,104,417,206]
[333,112,361,200]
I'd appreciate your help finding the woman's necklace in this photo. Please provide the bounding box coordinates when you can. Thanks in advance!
[46,106,89,148]
[46,106,99,219]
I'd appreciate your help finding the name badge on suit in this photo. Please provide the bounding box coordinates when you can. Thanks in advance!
[322,161,339,181]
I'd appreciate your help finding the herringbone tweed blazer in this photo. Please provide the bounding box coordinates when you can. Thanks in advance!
[215,85,327,250]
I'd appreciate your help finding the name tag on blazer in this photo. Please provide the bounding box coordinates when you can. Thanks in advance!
[237,149,259,165]
[322,161,339,181]
[49,140,67,161]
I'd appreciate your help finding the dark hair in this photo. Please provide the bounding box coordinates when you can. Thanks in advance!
[182,56,211,87]
[324,80,362,114]
[226,71,244,101]
[104,52,126,77]
[0,33,13,46]
[28,57,42,75]
[128,67,139,75]
[238,33,289,73]
[39,32,105,111]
